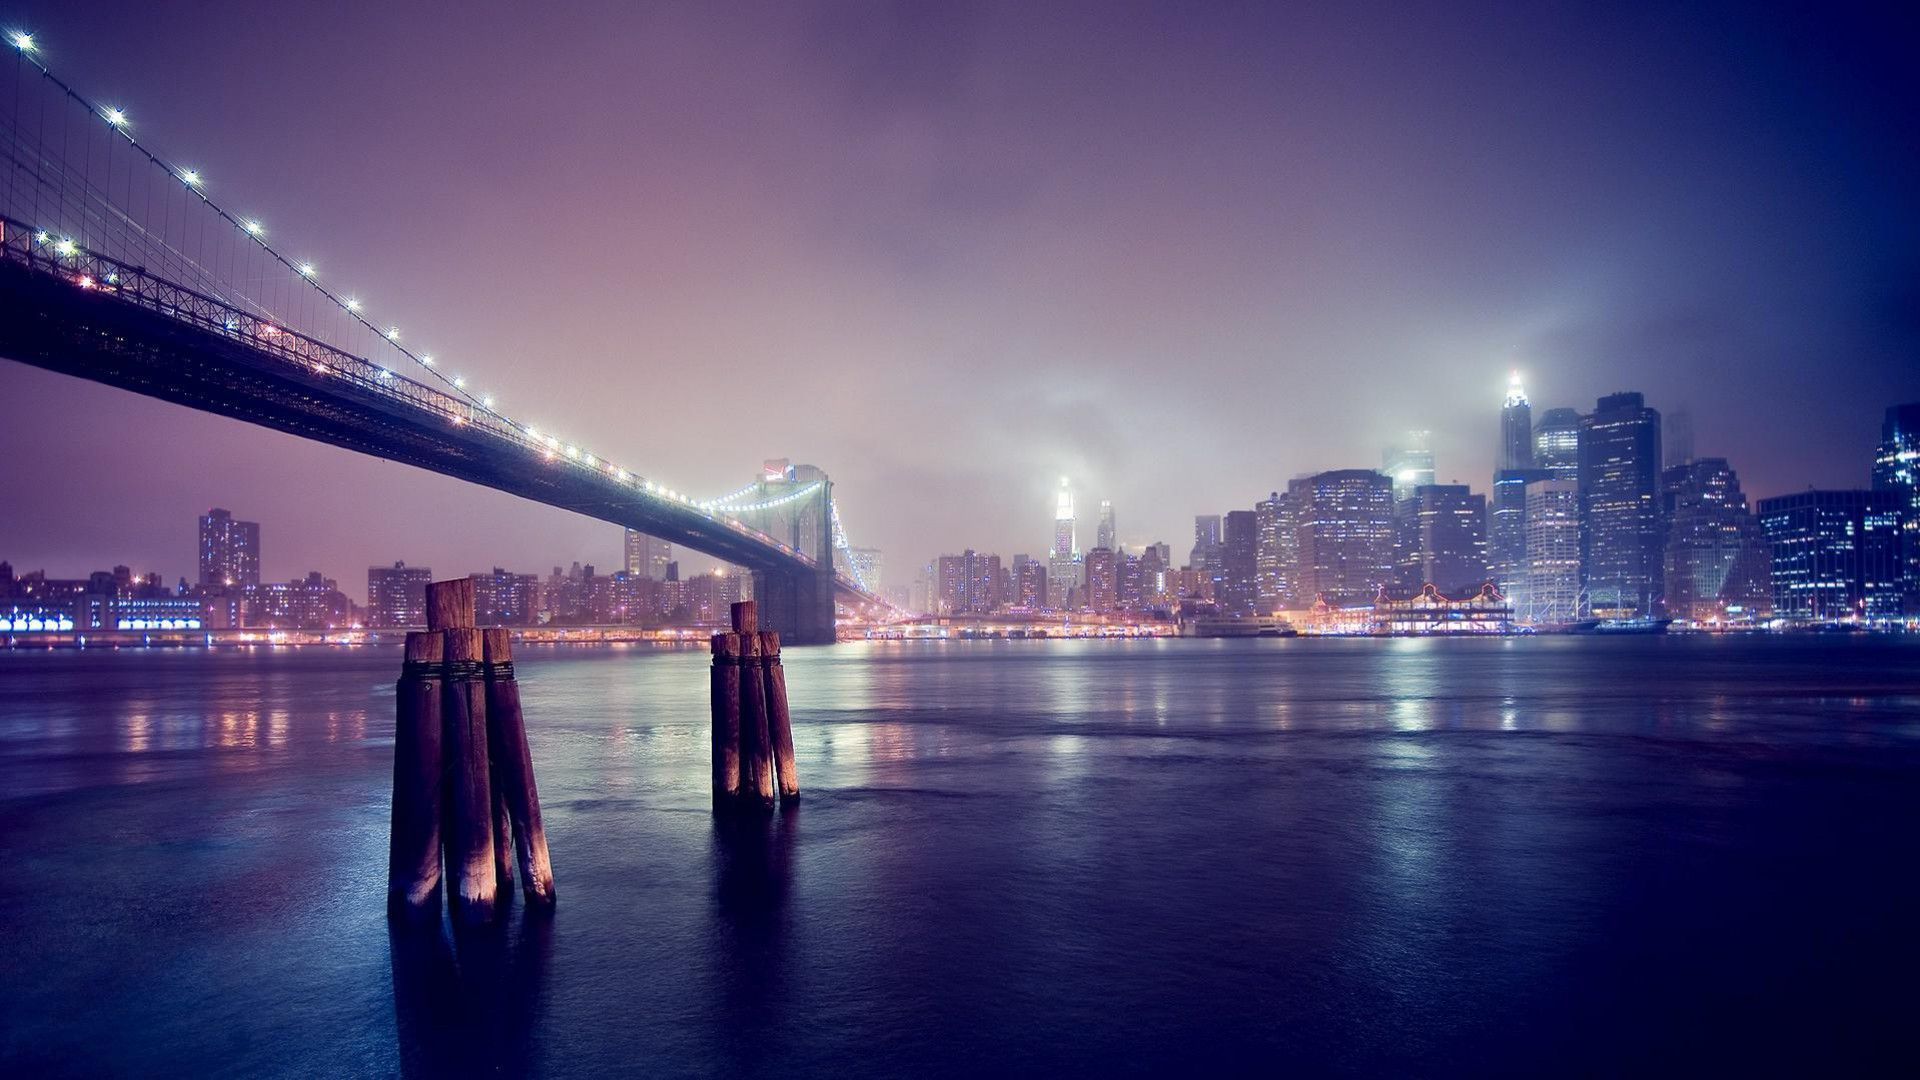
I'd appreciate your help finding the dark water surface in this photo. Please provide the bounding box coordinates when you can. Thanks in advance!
[3,637,1917,1077]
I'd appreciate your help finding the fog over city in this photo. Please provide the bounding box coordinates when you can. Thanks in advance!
[2,1,1915,596]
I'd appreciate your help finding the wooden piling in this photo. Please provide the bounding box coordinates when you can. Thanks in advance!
[738,630,776,810]
[425,577,475,631]
[484,628,557,907]
[492,787,516,899]
[759,630,799,800]
[387,630,445,920]
[442,627,497,924]
[711,631,744,807]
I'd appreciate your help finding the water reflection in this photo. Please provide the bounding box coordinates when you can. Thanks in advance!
[389,909,554,1079]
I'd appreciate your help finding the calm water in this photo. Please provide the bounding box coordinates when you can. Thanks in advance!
[2,637,1917,1077]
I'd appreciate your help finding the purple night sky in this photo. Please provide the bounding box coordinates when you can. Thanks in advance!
[2,1,1916,598]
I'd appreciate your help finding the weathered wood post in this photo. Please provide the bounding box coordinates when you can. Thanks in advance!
[710,631,744,807]
[759,629,799,800]
[387,630,445,920]
[736,605,777,811]
[484,628,557,907]
[428,577,498,926]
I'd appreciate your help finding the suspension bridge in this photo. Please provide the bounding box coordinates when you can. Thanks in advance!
[0,33,895,644]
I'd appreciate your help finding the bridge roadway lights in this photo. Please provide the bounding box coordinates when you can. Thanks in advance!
[751,567,837,646]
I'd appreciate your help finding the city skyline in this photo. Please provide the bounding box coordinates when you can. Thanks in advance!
[2,2,1917,594]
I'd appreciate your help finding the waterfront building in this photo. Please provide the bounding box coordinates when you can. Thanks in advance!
[1254,491,1299,610]
[681,570,749,627]
[1086,547,1117,613]
[243,572,352,629]
[1579,392,1663,618]
[1014,558,1048,610]
[1757,491,1904,624]
[1404,484,1488,597]
[622,530,672,581]
[1500,371,1533,472]
[1661,459,1771,625]
[1872,403,1920,613]
[1520,479,1582,625]
[1219,510,1259,614]
[472,567,542,626]
[1290,469,1396,607]
[938,549,1002,615]
[1373,583,1512,634]
[367,561,433,628]
[1532,407,1582,481]
[1489,467,1553,594]
[1383,431,1435,504]
[197,508,260,588]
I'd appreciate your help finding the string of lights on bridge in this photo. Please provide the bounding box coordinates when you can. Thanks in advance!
[6,30,886,595]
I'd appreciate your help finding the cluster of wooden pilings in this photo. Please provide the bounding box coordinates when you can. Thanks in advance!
[388,578,556,925]
[711,601,799,811]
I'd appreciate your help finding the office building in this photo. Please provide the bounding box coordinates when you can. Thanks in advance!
[1404,484,1488,596]
[1254,490,1299,609]
[938,549,1002,615]
[1086,547,1117,613]
[1290,470,1396,607]
[1872,403,1920,613]
[1383,431,1435,504]
[1661,459,1771,624]
[1189,514,1222,572]
[1580,392,1663,618]
[1757,491,1904,624]
[1095,501,1116,552]
[197,508,260,588]
[1500,371,1533,471]
[1489,467,1552,593]
[1532,407,1582,481]
[622,530,672,581]
[1520,479,1582,626]
[1218,510,1260,614]
[1014,558,1047,610]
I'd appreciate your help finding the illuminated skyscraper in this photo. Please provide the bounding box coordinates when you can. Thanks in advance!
[1383,431,1435,504]
[197,507,260,588]
[1580,392,1663,618]
[1049,478,1078,608]
[1873,403,1920,613]
[1086,547,1117,613]
[1189,514,1222,571]
[1758,491,1904,624]
[623,530,672,581]
[1661,459,1770,624]
[1520,479,1582,625]
[1096,500,1116,552]
[1290,470,1396,606]
[1403,484,1489,597]
[1532,407,1582,481]
[1254,490,1300,609]
[1219,510,1259,614]
[1500,371,1534,472]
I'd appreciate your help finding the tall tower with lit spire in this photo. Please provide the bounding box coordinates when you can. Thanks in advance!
[1048,478,1079,608]
[1500,370,1534,471]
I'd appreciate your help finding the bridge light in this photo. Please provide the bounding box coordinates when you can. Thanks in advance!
[298,263,315,276]
[243,219,263,236]
[385,327,400,340]
[53,237,75,257]
[377,368,393,380]
[180,169,201,187]
[419,354,434,366]
[103,107,128,127]
[345,297,362,311]
[10,32,34,52]
[583,453,596,467]
[451,376,465,389]
[33,230,48,243]
[616,469,628,482]
[481,395,494,409]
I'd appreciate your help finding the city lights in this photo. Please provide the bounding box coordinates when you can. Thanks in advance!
[243,219,263,236]
[298,263,315,276]
[9,32,33,51]
[385,327,400,340]
[180,169,201,187]
[345,298,362,311]
[102,107,127,127]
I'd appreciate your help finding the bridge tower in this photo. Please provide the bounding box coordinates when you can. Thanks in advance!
[741,462,837,645]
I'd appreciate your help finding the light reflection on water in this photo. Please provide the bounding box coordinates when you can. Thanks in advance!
[1,636,1917,1076]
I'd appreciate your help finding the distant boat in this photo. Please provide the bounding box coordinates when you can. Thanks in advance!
[1179,614,1295,638]
[1590,616,1674,635]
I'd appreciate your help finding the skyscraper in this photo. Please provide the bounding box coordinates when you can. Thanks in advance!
[1095,500,1116,552]
[1489,467,1552,593]
[1500,371,1534,471]
[1086,547,1117,613]
[1219,510,1259,614]
[1661,458,1771,624]
[1520,479,1582,626]
[1580,392,1663,618]
[1290,470,1396,606]
[1189,515,1222,571]
[1872,403,1920,614]
[1254,491,1299,609]
[623,530,672,581]
[197,508,260,588]
[1758,491,1904,624]
[1383,431,1435,504]
[1049,478,1078,609]
[1405,484,1489,596]
[1531,408,1582,481]
[938,550,1002,615]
